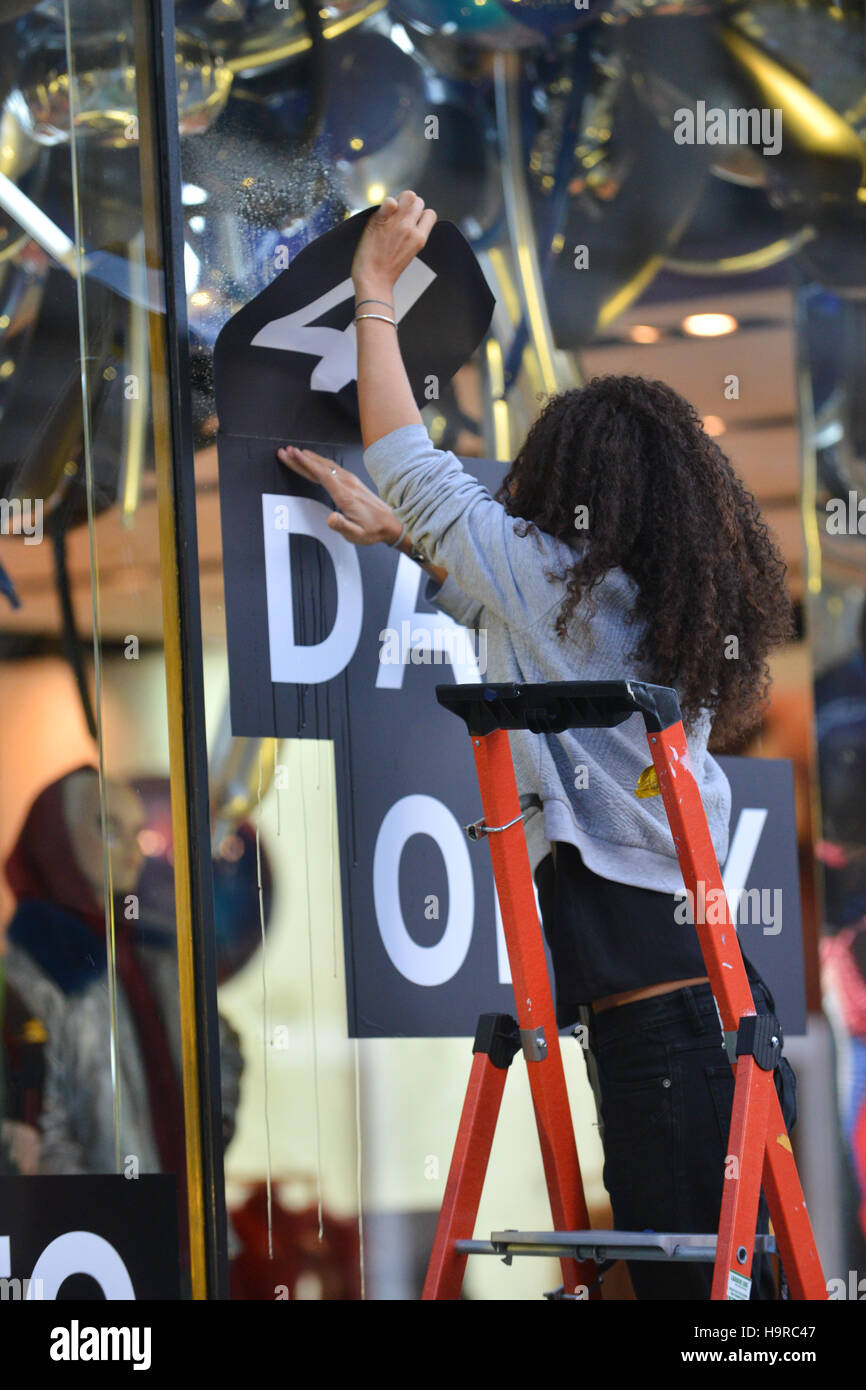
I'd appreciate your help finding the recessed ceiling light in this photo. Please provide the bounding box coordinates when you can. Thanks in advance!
[682,313,738,337]
[703,415,726,436]
[629,324,660,344]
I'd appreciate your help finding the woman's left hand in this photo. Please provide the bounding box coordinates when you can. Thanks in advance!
[277,445,403,546]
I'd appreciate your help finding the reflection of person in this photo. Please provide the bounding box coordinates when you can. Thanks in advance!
[815,602,866,928]
[2,768,242,1255]
[822,922,866,1241]
[814,609,866,1244]
[0,973,45,1175]
[279,190,799,1299]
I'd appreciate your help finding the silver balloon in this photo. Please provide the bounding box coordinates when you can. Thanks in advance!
[13,23,232,147]
[177,0,372,76]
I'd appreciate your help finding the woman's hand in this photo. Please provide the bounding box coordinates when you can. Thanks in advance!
[277,445,403,546]
[351,189,437,293]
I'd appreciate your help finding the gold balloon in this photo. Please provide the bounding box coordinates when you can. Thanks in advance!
[718,24,866,200]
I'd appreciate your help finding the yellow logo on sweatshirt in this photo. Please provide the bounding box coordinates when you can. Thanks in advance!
[634,766,661,799]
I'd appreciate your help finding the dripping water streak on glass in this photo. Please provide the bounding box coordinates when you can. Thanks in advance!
[343,665,358,866]
[299,746,324,1239]
[276,737,281,839]
[257,749,274,1260]
[353,1036,366,1300]
[330,746,337,979]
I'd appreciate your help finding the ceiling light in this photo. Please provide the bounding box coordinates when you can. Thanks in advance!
[629,324,660,344]
[682,313,738,337]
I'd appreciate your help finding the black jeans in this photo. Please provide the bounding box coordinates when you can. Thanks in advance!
[585,978,799,1300]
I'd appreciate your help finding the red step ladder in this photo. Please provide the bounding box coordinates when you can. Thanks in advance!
[422,680,826,1302]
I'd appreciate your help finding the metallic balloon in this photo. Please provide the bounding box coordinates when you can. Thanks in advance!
[318,28,429,172]
[177,0,372,75]
[619,13,866,210]
[14,13,232,147]
[731,0,866,147]
[319,26,501,235]
[522,42,708,346]
[387,0,541,50]
[496,0,613,39]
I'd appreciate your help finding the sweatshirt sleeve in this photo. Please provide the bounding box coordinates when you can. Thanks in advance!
[363,423,572,630]
[423,573,485,630]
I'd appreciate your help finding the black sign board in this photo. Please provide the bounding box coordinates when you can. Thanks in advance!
[0,1175,179,1299]
[213,209,495,446]
[216,440,806,1037]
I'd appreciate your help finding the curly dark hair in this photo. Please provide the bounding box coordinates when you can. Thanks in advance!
[494,375,794,749]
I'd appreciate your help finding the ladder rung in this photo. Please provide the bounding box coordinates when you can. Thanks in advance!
[455,1230,777,1262]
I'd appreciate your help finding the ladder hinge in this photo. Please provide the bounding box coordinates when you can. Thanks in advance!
[519,1025,547,1062]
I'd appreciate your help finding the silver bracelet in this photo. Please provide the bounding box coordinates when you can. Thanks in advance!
[354,313,398,327]
[389,523,407,548]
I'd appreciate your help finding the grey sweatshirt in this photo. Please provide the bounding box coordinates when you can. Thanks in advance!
[363,422,731,892]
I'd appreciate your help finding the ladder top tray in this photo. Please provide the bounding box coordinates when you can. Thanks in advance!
[435,681,682,737]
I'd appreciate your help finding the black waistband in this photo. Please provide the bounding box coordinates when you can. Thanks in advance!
[589,977,774,1043]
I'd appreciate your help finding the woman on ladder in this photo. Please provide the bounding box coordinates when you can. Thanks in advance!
[277,190,798,1300]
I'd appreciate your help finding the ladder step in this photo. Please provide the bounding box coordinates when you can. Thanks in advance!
[456,1230,777,1263]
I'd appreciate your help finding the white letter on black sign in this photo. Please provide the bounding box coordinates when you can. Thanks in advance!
[250,260,436,395]
[722,808,768,927]
[28,1231,135,1300]
[262,494,362,684]
[376,556,482,688]
[374,795,474,986]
